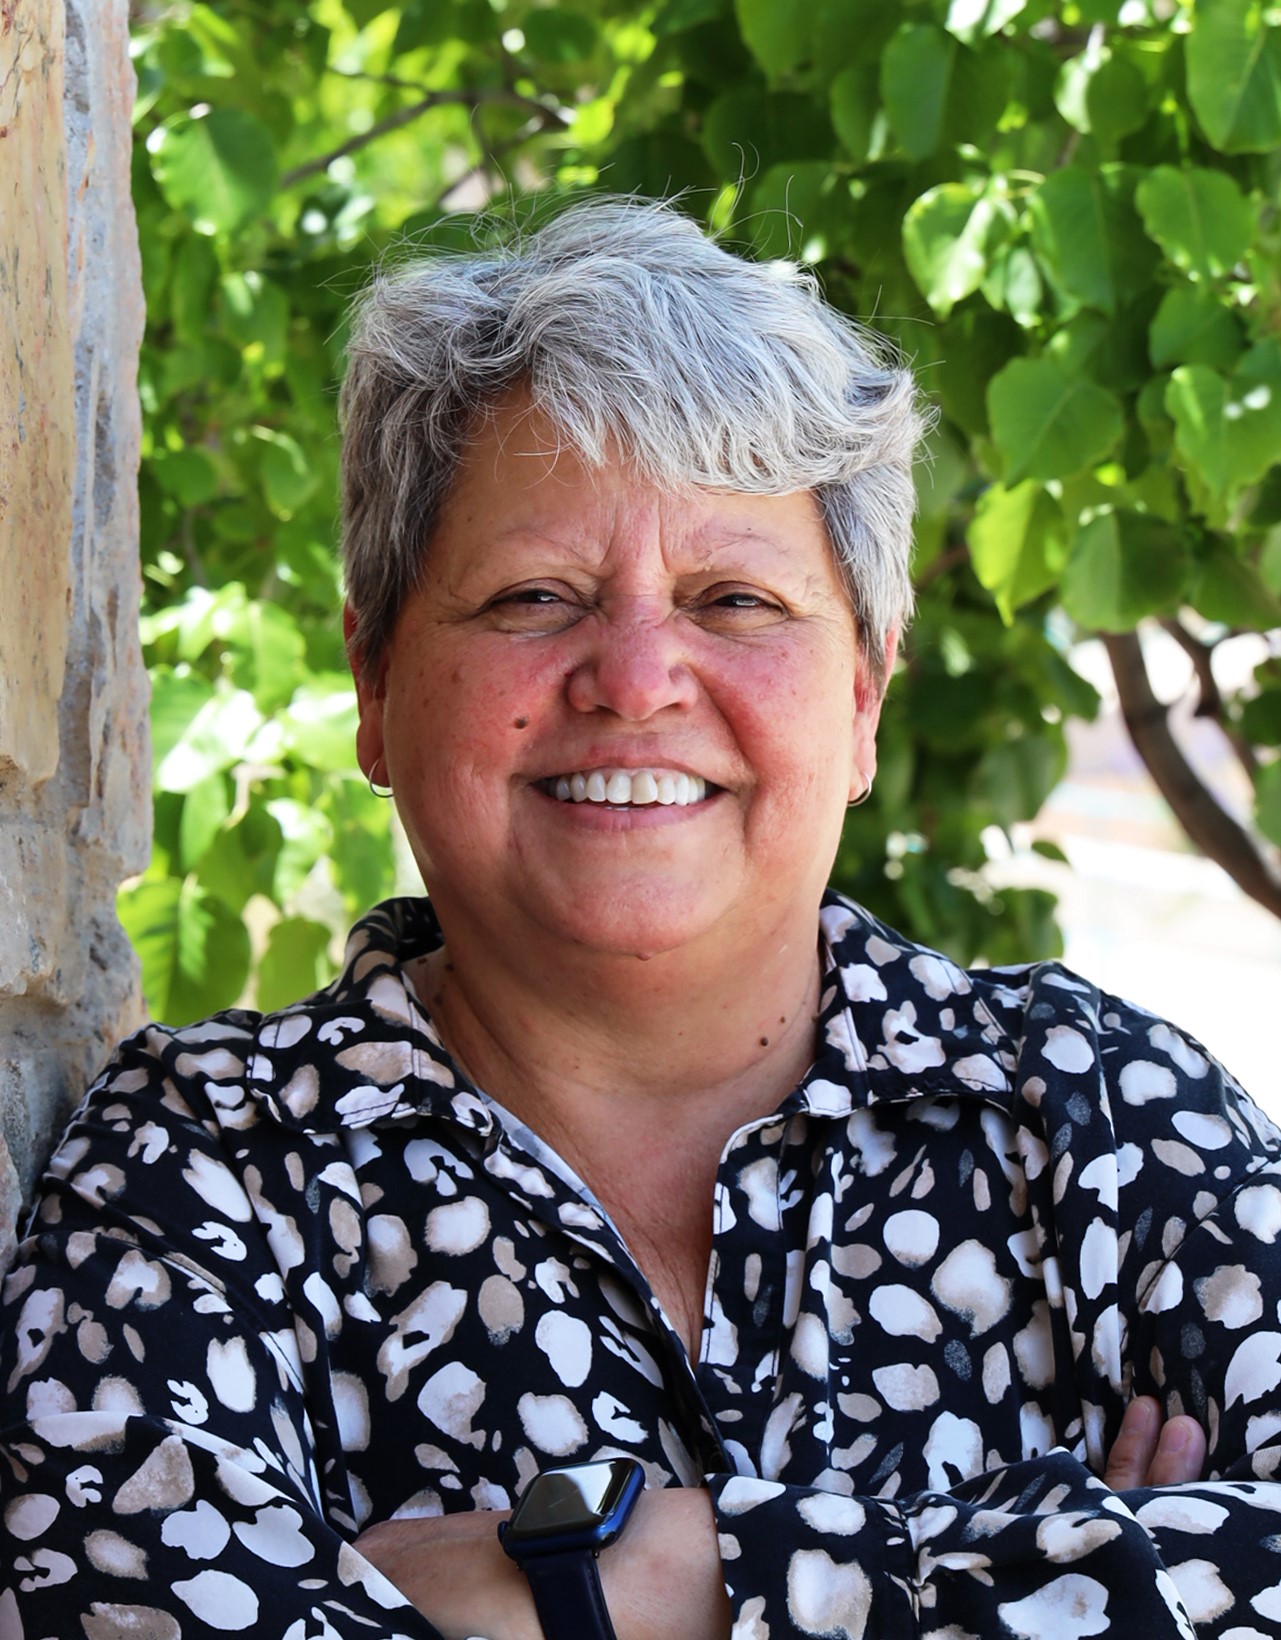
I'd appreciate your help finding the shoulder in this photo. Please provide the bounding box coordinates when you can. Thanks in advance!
[819,888,1277,1150]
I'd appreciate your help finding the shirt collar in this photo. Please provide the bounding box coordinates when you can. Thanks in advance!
[244,892,1016,1134]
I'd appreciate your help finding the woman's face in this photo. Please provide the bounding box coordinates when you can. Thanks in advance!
[351,393,888,967]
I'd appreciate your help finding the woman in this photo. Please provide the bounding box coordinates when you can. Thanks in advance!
[3,198,1277,1640]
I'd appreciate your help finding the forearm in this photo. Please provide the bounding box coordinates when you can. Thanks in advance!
[355,1489,731,1640]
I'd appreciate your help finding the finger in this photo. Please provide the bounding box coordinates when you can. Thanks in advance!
[1146,1414,1207,1488]
[1104,1395,1162,1491]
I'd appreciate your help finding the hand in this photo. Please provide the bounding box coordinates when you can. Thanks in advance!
[353,1488,731,1640]
[1103,1395,1207,1490]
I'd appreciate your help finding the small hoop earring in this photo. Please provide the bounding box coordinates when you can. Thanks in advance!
[847,773,873,809]
[368,758,393,800]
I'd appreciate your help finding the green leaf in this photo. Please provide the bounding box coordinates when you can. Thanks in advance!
[1256,759,1281,848]
[1135,166,1254,280]
[151,447,219,507]
[179,773,231,870]
[1241,688,1281,745]
[256,916,334,1013]
[829,63,880,162]
[734,0,811,78]
[903,182,1017,319]
[148,109,279,235]
[968,481,1069,622]
[975,734,1066,828]
[1055,42,1150,150]
[223,600,307,714]
[120,873,251,1023]
[987,357,1123,483]
[653,0,727,35]
[149,668,215,767]
[280,676,360,771]
[521,9,599,61]
[981,246,1043,328]
[944,0,1027,45]
[703,89,832,177]
[1166,361,1281,506]
[267,798,334,906]
[1029,166,1158,316]
[1186,0,1281,153]
[1190,544,1281,628]
[1149,285,1245,369]
[156,686,265,794]
[1061,509,1188,629]
[255,429,319,518]
[881,24,955,159]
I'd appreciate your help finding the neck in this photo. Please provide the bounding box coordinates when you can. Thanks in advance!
[409,906,824,1156]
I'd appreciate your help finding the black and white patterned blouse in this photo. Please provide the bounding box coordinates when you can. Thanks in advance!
[4,891,1281,1638]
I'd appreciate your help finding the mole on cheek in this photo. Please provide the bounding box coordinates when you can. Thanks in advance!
[513,716,529,730]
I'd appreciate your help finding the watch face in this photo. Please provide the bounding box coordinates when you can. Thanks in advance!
[508,1459,641,1546]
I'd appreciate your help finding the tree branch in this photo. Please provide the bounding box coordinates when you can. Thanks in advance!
[1158,615,1260,779]
[1103,629,1281,919]
[280,89,568,190]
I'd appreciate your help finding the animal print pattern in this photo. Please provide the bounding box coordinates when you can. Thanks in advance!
[3,891,1281,1638]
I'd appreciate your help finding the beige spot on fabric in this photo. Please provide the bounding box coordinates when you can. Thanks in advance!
[1167,1558,1235,1624]
[479,1273,525,1343]
[1196,1264,1264,1329]
[86,1530,148,1579]
[113,1437,195,1514]
[82,1606,181,1640]
[5,1492,59,1541]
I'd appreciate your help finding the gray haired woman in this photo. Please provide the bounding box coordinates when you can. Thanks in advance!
[5,197,1275,1640]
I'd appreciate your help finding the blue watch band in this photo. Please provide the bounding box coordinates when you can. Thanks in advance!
[520,1547,619,1640]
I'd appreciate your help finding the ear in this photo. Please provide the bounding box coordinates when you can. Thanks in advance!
[848,627,897,803]
[345,603,388,783]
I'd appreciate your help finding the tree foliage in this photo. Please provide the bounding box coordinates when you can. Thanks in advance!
[126,0,1281,1022]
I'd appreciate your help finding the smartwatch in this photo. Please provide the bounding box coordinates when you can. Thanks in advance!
[498,1457,645,1640]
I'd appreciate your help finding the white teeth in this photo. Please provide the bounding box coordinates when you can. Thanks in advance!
[548,769,709,807]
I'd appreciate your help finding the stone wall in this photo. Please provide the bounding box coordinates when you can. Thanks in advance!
[0,0,150,1274]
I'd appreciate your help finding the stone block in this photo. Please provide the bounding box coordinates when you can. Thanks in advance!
[0,0,74,787]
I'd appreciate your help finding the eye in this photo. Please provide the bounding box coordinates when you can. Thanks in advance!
[484,583,582,631]
[691,585,787,628]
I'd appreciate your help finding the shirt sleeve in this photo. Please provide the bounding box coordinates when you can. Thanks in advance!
[707,1157,1281,1639]
[0,1030,442,1640]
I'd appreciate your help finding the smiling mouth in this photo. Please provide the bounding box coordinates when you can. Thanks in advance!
[540,769,711,807]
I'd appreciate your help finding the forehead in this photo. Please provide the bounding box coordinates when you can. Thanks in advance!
[440,391,838,582]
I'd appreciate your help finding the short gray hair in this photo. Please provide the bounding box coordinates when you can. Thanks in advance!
[340,197,928,688]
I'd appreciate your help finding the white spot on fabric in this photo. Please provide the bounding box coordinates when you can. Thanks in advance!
[517,1393,588,1457]
[1042,1027,1095,1075]
[418,1363,486,1447]
[796,1493,866,1535]
[232,1503,313,1568]
[869,1284,942,1340]
[206,1339,257,1414]
[161,1499,231,1560]
[932,1241,1011,1335]
[883,1210,939,1266]
[425,1197,491,1255]
[871,1363,940,1411]
[1236,1184,1281,1243]
[1118,1060,1178,1105]
[787,1547,872,1637]
[1167,1558,1234,1624]
[1225,1333,1281,1409]
[999,1573,1110,1638]
[535,1312,593,1388]
[173,1570,259,1630]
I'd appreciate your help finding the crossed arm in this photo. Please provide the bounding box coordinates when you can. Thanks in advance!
[354,1397,1209,1640]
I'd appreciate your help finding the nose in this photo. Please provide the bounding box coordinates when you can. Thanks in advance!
[564,600,699,720]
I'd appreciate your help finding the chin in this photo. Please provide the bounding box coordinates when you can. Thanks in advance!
[543,883,732,964]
